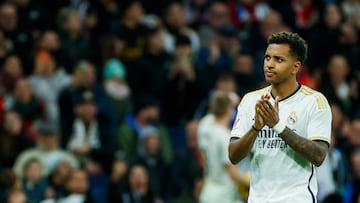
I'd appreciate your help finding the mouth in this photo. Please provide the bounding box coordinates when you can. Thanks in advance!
[265,71,275,77]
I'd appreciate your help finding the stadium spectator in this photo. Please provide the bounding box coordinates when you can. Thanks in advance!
[13,122,79,178]
[117,96,173,164]
[64,88,115,174]
[0,110,33,170]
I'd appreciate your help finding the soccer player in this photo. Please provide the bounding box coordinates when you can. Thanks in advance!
[228,31,332,203]
[199,91,249,203]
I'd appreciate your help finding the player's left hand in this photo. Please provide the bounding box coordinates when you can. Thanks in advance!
[257,94,280,128]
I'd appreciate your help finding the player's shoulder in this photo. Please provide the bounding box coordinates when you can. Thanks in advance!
[299,85,327,98]
[299,85,329,109]
[242,86,271,100]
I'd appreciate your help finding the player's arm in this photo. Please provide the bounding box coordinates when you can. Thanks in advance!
[228,128,258,164]
[229,98,265,164]
[277,128,328,166]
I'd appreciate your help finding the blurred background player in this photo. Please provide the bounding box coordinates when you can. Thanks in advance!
[198,91,249,203]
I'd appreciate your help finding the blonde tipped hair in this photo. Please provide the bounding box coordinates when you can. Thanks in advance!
[209,91,232,118]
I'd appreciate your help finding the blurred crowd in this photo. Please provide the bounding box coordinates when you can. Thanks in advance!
[0,0,359,203]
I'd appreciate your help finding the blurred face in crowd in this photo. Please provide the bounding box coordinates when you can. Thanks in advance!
[144,134,160,156]
[65,170,89,194]
[216,76,237,93]
[165,3,186,29]
[124,1,143,23]
[138,106,159,125]
[3,55,22,78]
[37,133,59,151]
[50,161,72,187]
[13,78,32,103]
[6,190,27,203]
[0,3,17,32]
[75,101,97,123]
[34,51,56,76]
[324,4,342,28]
[327,55,349,84]
[260,10,284,39]
[129,165,149,196]
[147,29,164,53]
[233,54,254,74]
[39,31,60,51]
[207,2,230,28]
[24,160,42,183]
[74,61,97,88]
[65,10,82,34]
[339,23,358,45]
[3,110,22,136]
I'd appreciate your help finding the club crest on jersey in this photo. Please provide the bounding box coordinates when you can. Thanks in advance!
[287,111,297,125]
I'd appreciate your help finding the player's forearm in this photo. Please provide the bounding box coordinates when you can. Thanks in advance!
[228,128,258,164]
[278,127,328,166]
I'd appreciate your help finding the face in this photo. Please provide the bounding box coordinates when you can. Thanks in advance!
[139,106,159,125]
[3,55,22,77]
[165,3,186,28]
[65,11,82,33]
[208,2,229,28]
[233,54,253,74]
[65,170,89,194]
[40,31,60,50]
[147,30,164,52]
[327,55,349,82]
[264,44,300,85]
[0,4,17,32]
[129,165,148,196]
[38,134,58,151]
[34,54,56,76]
[125,1,143,23]
[324,4,342,28]
[25,161,42,183]
[3,111,22,136]
[144,135,160,155]
[7,190,27,203]
[13,78,32,103]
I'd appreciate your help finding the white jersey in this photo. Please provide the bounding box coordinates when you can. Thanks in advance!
[231,85,332,203]
[198,114,240,203]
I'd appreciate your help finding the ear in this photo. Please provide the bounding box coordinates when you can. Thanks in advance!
[292,61,301,75]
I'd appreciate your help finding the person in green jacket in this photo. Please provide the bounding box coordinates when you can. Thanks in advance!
[116,97,173,164]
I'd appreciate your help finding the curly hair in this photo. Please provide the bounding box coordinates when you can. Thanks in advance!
[267,32,308,64]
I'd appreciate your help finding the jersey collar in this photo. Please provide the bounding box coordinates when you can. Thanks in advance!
[270,83,302,102]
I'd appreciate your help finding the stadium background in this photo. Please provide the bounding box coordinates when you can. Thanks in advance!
[0,0,359,203]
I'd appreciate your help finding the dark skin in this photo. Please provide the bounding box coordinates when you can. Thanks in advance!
[229,44,328,166]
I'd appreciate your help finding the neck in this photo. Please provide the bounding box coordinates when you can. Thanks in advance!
[271,80,299,100]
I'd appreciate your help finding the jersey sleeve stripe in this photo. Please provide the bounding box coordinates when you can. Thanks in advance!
[230,134,243,138]
[308,135,330,143]
[230,136,240,141]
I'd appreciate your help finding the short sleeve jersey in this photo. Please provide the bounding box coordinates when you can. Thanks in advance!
[198,114,239,203]
[230,85,332,203]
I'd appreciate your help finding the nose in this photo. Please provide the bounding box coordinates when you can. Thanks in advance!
[265,58,274,69]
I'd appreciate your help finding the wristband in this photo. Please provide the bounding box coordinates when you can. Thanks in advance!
[252,125,261,132]
[272,121,286,134]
